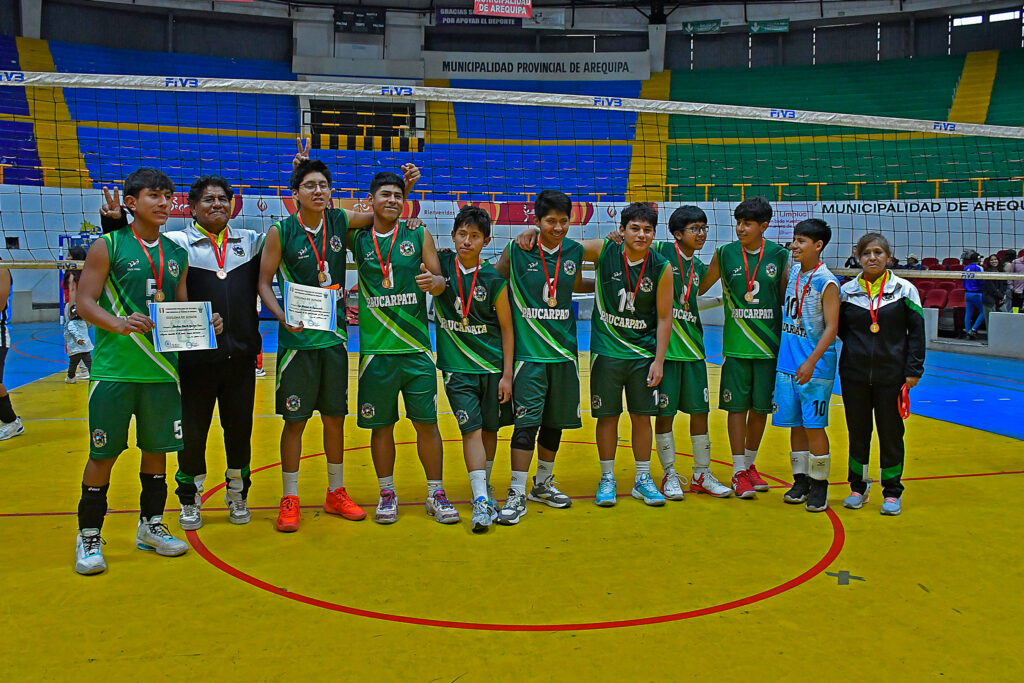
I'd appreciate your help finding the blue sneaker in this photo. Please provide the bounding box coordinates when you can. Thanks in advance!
[881,497,902,516]
[843,479,872,509]
[632,473,667,506]
[595,474,617,507]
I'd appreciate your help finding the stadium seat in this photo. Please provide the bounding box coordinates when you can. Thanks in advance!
[921,257,940,268]
[941,257,961,267]
[946,288,967,336]
[916,281,934,297]
[935,281,956,292]
[947,264,965,271]
[923,289,948,310]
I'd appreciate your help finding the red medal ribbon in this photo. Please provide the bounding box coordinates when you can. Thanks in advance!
[209,225,229,272]
[131,223,165,296]
[622,248,649,310]
[538,242,562,302]
[861,271,889,331]
[454,260,481,324]
[674,242,695,308]
[742,239,766,298]
[297,212,328,278]
[372,228,399,284]
[794,261,822,320]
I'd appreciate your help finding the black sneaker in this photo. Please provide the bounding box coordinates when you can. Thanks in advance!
[805,479,829,512]
[783,474,810,504]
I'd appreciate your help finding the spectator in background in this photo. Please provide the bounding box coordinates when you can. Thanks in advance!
[63,246,93,384]
[887,256,900,269]
[1010,249,1024,313]
[0,261,24,440]
[963,251,985,339]
[982,254,1009,333]
[844,245,860,269]
[905,254,925,271]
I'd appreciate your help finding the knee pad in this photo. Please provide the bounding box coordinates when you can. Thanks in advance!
[510,425,539,451]
[537,426,562,453]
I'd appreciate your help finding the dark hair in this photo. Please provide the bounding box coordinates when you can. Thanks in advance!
[667,205,707,235]
[619,202,658,229]
[734,196,772,224]
[68,245,86,261]
[453,205,492,238]
[369,171,405,196]
[962,250,981,264]
[793,218,832,250]
[289,159,332,191]
[123,167,174,198]
[855,232,891,258]
[188,175,233,204]
[534,189,572,220]
[984,254,1002,272]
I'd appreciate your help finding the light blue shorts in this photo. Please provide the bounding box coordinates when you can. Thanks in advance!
[772,372,835,429]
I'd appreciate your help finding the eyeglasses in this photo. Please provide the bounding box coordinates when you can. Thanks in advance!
[686,226,708,234]
[300,182,331,192]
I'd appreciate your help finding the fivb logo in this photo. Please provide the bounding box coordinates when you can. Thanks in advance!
[381,86,413,96]
[594,97,623,107]
[769,109,796,119]
[0,71,24,82]
[165,77,199,88]
[933,121,957,132]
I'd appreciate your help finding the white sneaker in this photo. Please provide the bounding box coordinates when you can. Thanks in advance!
[76,367,90,379]
[75,529,106,575]
[0,417,24,440]
[661,470,687,501]
[64,375,76,384]
[178,502,202,530]
[690,470,733,498]
[425,489,460,524]
[255,368,266,378]
[225,490,251,524]
[136,516,188,556]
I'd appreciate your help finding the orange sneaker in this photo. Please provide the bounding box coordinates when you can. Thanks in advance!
[276,495,301,532]
[324,487,367,521]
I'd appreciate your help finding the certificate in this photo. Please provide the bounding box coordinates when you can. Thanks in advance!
[283,281,337,332]
[148,301,217,353]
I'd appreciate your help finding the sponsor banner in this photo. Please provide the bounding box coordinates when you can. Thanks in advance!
[680,19,722,34]
[474,0,532,19]
[167,192,242,219]
[750,19,790,33]
[435,7,522,26]
[422,51,650,81]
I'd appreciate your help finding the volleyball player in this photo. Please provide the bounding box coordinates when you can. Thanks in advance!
[73,167,223,575]
[699,197,789,499]
[352,171,456,525]
[0,262,22,440]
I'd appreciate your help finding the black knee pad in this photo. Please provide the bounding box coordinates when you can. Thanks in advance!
[537,426,562,452]
[510,425,539,451]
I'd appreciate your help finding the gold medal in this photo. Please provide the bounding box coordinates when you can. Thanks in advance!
[462,317,470,327]
[382,277,392,289]
[547,297,557,307]
[870,322,880,334]
[744,291,754,303]
[794,317,801,326]
[154,290,165,302]
[683,302,689,312]
[318,270,327,284]
[216,269,227,280]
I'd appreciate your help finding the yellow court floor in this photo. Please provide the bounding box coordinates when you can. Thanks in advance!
[2,352,1022,680]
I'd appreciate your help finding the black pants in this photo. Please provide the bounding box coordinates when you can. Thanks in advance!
[174,356,255,504]
[1012,291,1024,312]
[840,377,906,499]
[68,352,92,377]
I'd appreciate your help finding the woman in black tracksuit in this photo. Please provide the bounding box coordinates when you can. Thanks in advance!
[838,232,926,516]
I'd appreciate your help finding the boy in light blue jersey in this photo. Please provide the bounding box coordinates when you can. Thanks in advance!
[772,218,840,512]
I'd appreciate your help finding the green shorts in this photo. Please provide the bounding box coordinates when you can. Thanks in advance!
[658,359,710,416]
[590,354,660,418]
[88,380,183,459]
[276,344,349,421]
[357,352,438,428]
[443,371,513,435]
[512,360,581,429]
[719,356,777,414]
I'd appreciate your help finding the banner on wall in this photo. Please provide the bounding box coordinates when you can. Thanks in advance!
[422,51,650,81]
[750,19,790,33]
[474,0,532,19]
[436,7,522,26]
[681,20,722,34]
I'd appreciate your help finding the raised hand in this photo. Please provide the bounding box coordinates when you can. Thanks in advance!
[100,186,122,220]
[292,136,312,169]
[401,163,421,190]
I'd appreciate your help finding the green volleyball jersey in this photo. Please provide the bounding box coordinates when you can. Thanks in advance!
[591,240,669,360]
[275,208,348,350]
[654,241,707,362]
[507,238,584,363]
[717,239,789,359]
[91,226,188,383]
[353,223,431,354]
[434,251,506,374]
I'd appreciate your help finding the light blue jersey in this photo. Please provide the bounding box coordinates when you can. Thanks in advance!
[777,262,839,379]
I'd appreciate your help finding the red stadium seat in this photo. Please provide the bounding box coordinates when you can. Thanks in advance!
[923,289,948,309]
[947,263,964,271]
[927,263,946,270]
[935,281,956,292]
[921,257,939,267]
[941,257,960,267]
[916,281,934,297]
[946,288,966,308]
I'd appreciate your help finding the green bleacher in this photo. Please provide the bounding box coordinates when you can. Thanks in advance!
[985,48,1024,126]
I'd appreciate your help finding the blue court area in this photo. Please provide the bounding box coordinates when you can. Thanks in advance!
[4,320,1022,440]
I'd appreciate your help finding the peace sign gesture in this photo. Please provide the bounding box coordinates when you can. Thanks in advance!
[100,186,122,220]
[292,136,312,170]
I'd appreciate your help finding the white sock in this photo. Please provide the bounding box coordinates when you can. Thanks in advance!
[510,470,529,495]
[732,454,746,476]
[468,470,487,501]
[224,469,242,495]
[535,459,554,483]
[690,433,712,474]
[808,453,831,481]
[744,447,758,469]
[600,460,615,476]
[427,479,443,496]
[327,462,343,491]
[484,460,494,484]
[655,432,675,474]
[635,460,651,479]
[282,470,299,497]
[378,475,395,493]
[790,450,810,477]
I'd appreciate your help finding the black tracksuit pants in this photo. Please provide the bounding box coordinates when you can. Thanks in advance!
[840,376,906,499]
[174,356,255,504]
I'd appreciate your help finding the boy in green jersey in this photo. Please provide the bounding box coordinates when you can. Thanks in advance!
[352,172,456,525]
[259,144,421,532]
[585,202,674,507]
[494,190,593,525]
[653,206,733,500]
[434,206,514,533]
[73,167,223,575]
[699,196,789,499]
